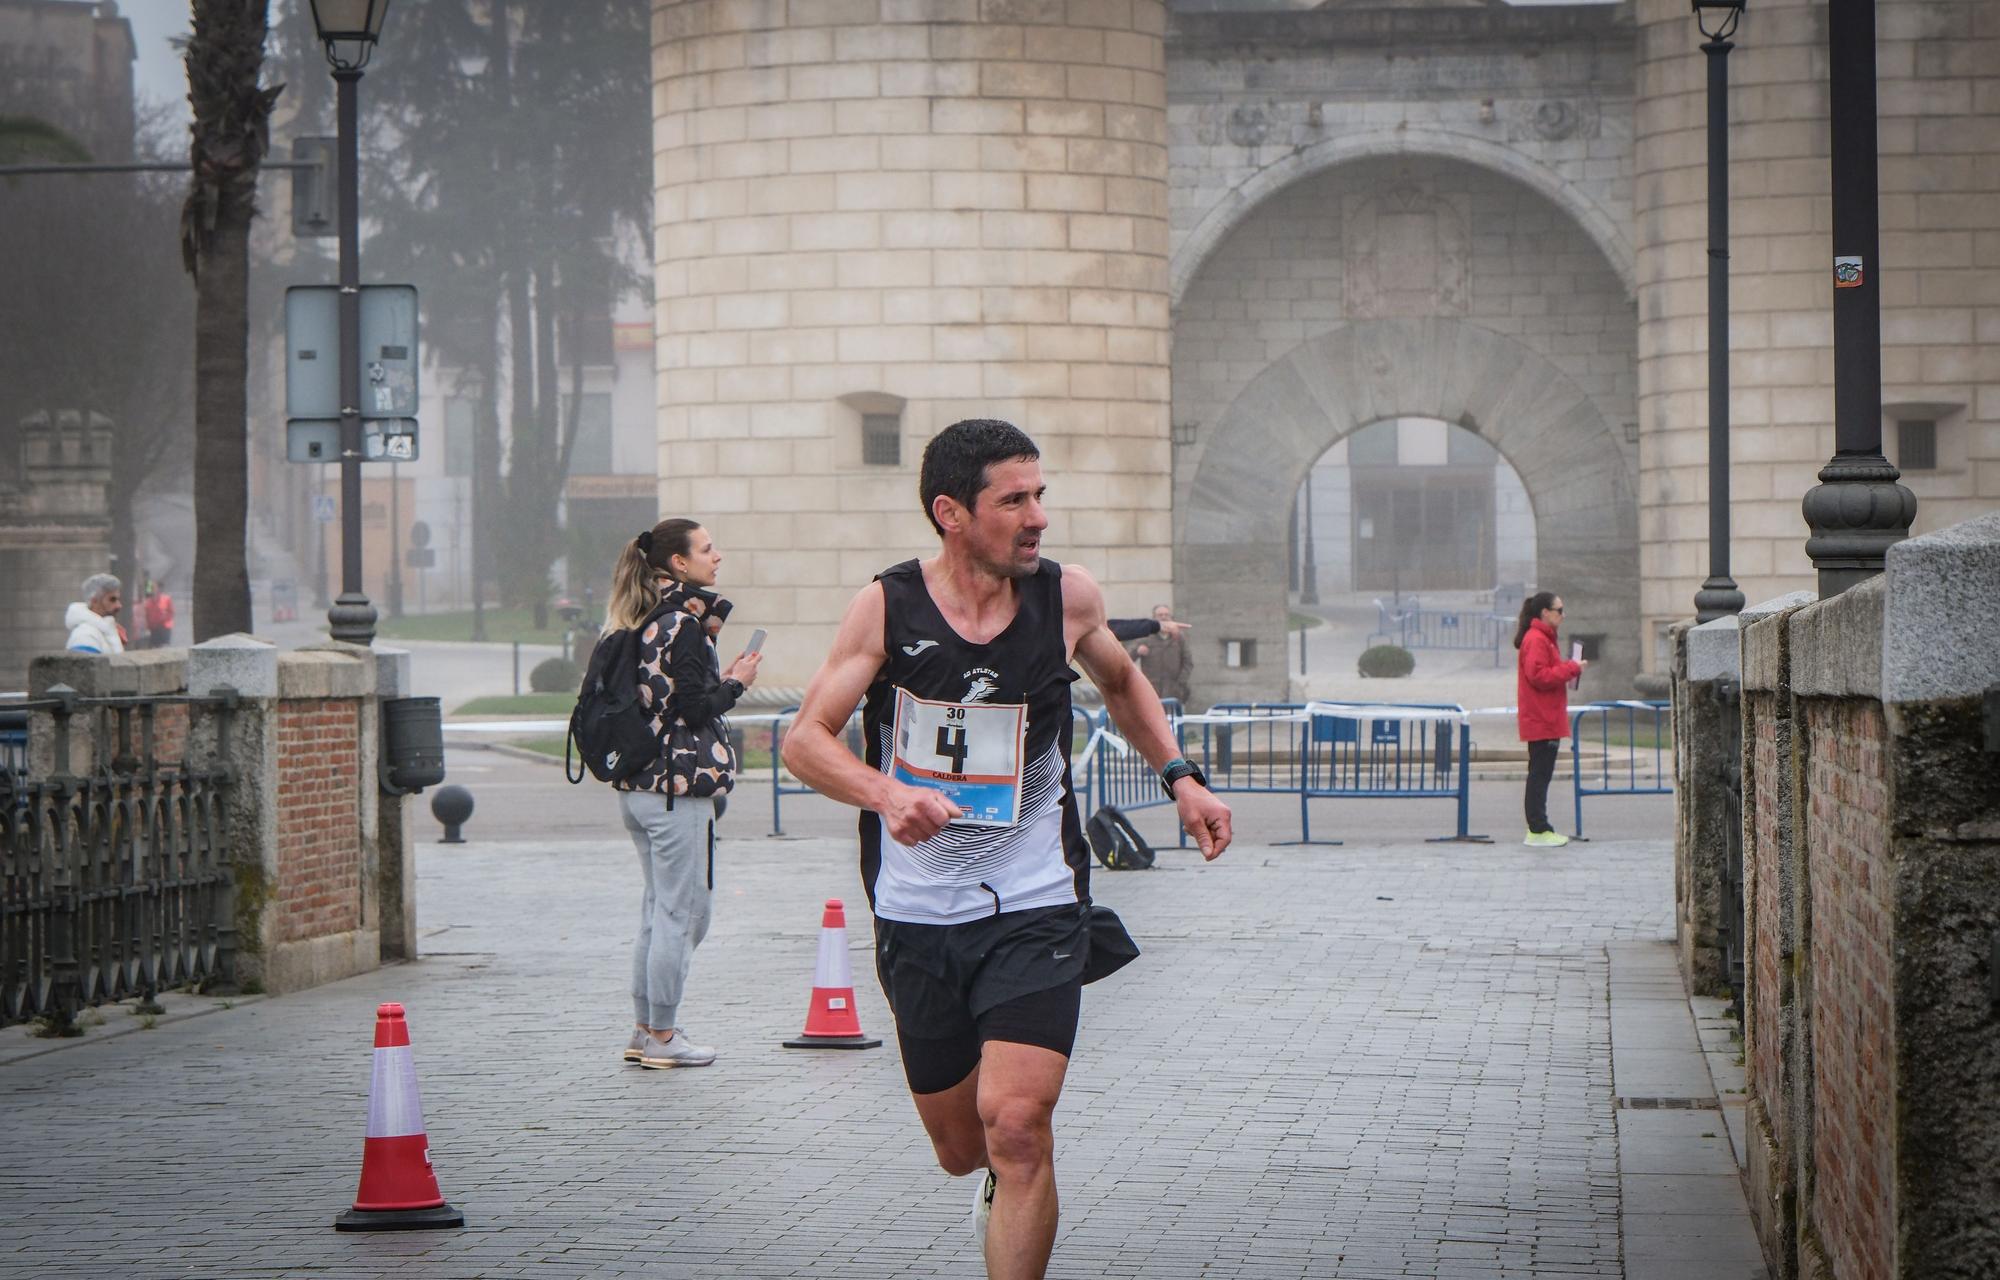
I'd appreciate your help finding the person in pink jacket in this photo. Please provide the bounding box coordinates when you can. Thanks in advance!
[1514,591,1587,847]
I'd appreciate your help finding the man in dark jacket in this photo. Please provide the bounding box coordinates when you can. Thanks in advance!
[1129,604,1192,706]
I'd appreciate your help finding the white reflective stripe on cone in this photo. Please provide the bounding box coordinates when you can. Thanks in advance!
[365,1045,429,1139]
[816,926,853,989]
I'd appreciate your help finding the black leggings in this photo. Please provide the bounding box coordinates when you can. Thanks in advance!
[1524,739,1560,834]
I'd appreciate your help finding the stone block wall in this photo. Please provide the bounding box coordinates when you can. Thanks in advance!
[1683,510,2000,1280]
[651,0,1174,687]
[1634,0,2000,676]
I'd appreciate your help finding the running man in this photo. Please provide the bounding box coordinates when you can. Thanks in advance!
[782,419,1232,1279]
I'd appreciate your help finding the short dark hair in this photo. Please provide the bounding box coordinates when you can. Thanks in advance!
[918,419,1040,536]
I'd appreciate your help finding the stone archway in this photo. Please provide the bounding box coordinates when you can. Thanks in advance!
[1170,128,1636,308]
[1177,316,1639,704]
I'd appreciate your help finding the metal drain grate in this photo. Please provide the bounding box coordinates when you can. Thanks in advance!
[1617,1096,1721,1110]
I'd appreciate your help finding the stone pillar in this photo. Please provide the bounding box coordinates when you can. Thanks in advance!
[1633,0,2000,675]
[1676,610,1741,997]
[188,635,383,995]
[652,1,1173,686]
[0,410,115,690]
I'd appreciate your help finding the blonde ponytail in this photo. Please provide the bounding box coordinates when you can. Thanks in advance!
[602,517,704,633]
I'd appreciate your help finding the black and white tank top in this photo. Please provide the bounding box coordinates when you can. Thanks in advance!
[860,559,1090,924]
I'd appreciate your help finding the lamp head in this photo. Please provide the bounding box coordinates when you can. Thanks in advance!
[1693,0,1745,39]
[310,0,391,72]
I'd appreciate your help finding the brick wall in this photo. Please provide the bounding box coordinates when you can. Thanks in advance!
[1802,697,1896,1280]
[1746,690,1786,1136]
[273,699,362,944]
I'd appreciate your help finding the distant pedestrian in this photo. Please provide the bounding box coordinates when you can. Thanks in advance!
[1130,603,1193,707]
[64,573,125,654]
[143,580,175,648]
[1514,591,1585,847]
[603,517,760,1070]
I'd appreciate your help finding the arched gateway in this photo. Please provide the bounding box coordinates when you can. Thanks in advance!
[1176,316,1639,706]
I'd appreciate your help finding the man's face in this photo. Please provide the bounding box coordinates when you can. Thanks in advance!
[1153,605,1173,624]
[92,589,121,618]
[953,456,1047,579]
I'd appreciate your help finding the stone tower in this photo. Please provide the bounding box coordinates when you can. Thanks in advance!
[1633,0,2000,671]
[0,411,116,689]
[651,0,1174,688]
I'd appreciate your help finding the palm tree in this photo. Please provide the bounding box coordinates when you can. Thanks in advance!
[180,0,279,641]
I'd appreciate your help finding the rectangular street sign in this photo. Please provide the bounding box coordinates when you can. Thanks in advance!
[284,284,421,419]
[287,418,420,463]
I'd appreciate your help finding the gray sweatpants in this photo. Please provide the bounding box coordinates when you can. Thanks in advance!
[619,790,715,1030]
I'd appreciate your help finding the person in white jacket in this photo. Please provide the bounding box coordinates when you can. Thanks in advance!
[64,574,125,654]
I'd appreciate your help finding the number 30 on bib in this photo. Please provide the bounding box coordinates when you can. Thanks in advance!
[890,687,1027,827]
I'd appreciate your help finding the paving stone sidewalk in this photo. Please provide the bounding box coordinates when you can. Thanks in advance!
[0,785,1762,1279]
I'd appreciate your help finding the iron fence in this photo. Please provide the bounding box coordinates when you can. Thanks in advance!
[1,687,239,1030]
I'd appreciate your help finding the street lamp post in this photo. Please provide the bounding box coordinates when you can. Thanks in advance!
[311,0,391,646]
[1801,0,1915,594]
[1692,0,1746,623]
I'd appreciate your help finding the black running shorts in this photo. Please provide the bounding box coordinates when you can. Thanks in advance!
[874,903,1089,1095]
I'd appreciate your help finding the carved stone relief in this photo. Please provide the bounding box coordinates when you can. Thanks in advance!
[1342,185,1471,319]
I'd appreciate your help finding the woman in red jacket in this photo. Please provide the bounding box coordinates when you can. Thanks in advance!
[1514,591,1586,847]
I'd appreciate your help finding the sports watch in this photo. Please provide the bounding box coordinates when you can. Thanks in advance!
[1159,757,1208,798]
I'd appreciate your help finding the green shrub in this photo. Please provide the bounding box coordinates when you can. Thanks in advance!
[1357,644,1415,679]
[529,656,582,693]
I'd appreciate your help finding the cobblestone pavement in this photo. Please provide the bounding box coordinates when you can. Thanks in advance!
[3,755,1718,1280]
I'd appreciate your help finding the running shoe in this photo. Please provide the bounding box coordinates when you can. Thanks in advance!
[1523,830,1572,847]
[972,1168,996,1247]
[622,1029,647,1064]
[637,1029,717,1069]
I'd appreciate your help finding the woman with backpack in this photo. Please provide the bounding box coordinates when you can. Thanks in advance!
[606,517,760,1069]
[1514,590,1586,848]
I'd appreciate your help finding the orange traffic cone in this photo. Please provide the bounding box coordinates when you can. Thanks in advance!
[782,899,881,1050]
[333,1003,465,1231]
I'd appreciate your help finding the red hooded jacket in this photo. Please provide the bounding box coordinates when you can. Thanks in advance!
[1516,617,1582,742]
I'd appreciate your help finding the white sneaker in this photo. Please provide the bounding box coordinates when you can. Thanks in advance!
[638,1028,716,1069]
[971,1168,995,1247]
[621,1029,647,1064]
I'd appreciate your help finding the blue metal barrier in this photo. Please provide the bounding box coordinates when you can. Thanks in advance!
[1396,609,1508,667]
[1077,699,1184,823]
[1183,703,1306,799]
[767,704,865,835]
[1569,700,1672,837]
[1299,704,1487,844]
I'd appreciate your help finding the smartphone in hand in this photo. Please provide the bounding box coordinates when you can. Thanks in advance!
[745,628,768,655]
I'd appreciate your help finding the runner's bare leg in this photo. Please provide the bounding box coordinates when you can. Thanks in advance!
[977,1040,1069,1280]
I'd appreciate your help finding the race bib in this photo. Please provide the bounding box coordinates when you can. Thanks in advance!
[890,687,1027,827]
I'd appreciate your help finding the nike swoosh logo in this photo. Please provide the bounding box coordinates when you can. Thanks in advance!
[1052,951,1071,960]
[902,640,940,655]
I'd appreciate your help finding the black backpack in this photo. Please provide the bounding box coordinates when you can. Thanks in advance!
[1086,803,1156,871]
[565,604,677,785]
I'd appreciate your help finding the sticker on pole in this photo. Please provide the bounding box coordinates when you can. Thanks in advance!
[889,686,1026,828]
[1833,256,1864,288]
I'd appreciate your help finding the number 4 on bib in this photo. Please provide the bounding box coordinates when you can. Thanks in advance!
[891,687,1026,827]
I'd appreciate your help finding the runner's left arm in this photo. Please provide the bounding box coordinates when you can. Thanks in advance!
[1065,565,1232,860]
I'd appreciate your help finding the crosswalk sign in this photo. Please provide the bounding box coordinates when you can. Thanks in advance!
[313,495,337,525]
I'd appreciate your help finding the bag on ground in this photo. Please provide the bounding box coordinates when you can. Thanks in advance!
[1086,803,1155,871]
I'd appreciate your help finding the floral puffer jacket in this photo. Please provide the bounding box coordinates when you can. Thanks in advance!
[613,580,742,797]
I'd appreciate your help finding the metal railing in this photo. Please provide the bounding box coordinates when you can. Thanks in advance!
[1395,608,1509,667]
[1301,705,1482,843]
[1569,700,1673,838]
[2,687,240,1029]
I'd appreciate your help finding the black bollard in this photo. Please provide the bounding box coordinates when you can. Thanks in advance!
[430,784,474,844]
